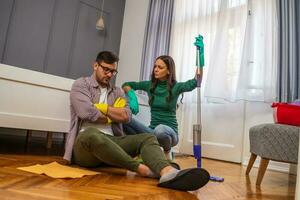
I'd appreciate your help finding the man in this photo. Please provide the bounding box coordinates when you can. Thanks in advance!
[63,51,210,191]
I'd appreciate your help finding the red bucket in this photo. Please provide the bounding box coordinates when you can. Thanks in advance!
[272,103,300,126]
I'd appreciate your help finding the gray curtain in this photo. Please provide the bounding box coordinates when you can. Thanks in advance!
[277,0,300,102]
[140,0,174,81]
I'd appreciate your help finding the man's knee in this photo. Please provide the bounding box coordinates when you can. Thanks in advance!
[138,133,159,144]
[140,133,156,140]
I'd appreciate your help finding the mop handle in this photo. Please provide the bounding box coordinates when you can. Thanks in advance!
[193,36,225,182]
[193,35,204,168]
[194,35,204,124]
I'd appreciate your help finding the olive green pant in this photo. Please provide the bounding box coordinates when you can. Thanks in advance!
[73,127,170,174]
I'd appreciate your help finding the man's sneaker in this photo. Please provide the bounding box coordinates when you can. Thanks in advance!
[158,168,210,191]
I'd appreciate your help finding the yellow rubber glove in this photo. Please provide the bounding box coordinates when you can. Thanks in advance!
[94,104,111,123]
[113,97,126,108]
[107,117,112,124]
[94,98,126,124]
[94,103,108,115]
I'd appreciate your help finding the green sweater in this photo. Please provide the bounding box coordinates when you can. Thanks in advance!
[123,79,197,133]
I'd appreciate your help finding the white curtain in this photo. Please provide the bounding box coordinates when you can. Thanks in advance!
[236,0,278,102]
[170,0,278,145]
[170,0,277,103]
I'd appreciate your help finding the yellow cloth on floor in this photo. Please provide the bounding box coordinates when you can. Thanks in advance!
[17,161,100,178]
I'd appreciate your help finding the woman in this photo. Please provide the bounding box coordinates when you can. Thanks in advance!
[122,55,198,159]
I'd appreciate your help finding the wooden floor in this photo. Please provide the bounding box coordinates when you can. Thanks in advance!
[0,133,296,200]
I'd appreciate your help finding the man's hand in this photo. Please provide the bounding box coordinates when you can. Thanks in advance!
[107,117,112,124]
[106,97,126,123]
[94,103,108,115]
[94,98,126,124]
[94,103,111,123]
[113,97,126,108]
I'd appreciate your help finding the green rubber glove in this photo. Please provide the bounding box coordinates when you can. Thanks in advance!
[194,35,204,67]
[127,89,139,115]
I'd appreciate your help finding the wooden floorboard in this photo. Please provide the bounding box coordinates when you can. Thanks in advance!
[0,133,296,199]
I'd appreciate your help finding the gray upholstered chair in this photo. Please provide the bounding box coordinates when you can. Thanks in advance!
[245,123,300,185]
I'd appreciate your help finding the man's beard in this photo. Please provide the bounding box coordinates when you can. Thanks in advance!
[99,77,110,87]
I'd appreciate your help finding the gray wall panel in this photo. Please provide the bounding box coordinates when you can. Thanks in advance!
[0,0,125,80]
[103,0,125,55]
[44,0,79,77]
[0,0,14,61]
[3,0,56,71]
[68,1,106,79]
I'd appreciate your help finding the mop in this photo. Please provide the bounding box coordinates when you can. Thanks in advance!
[193,35,224,182]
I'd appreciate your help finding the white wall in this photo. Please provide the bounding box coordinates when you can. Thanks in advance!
[116,0,149,87]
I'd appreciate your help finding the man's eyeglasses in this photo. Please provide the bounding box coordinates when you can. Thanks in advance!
[97,63,118,76]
